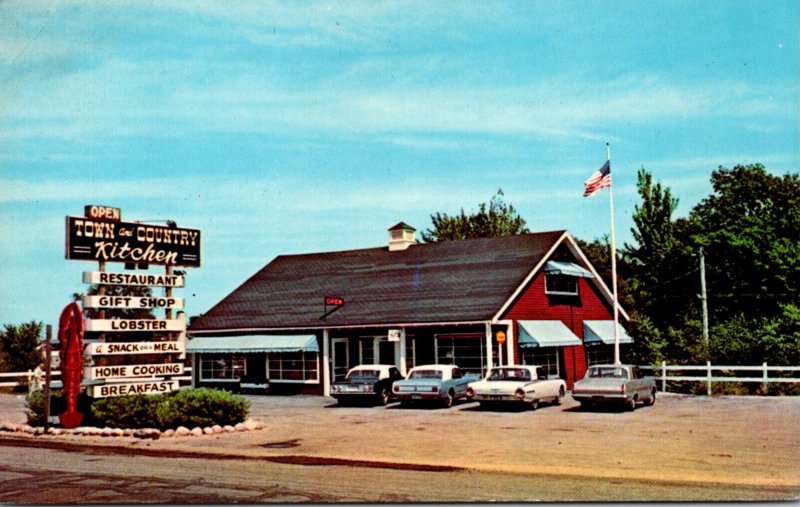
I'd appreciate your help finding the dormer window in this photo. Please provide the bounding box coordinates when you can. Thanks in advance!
[545,274,579,296]
[543,260,593,296]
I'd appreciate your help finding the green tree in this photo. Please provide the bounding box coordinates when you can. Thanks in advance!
[0,321,43,372]
[624,168,697,329]
[624,163,800,370]
[421,189,529,242]
[689,164,800,321]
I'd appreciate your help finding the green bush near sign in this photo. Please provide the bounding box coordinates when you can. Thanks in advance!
[91,393,164,428]
[26,388,250,430]
[155,388,250,429]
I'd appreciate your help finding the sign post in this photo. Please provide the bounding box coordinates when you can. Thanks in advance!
[62,205,201,404]
[496,331,506,366]
[43,325,52,433]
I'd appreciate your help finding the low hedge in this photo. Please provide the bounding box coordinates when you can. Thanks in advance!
[25,388,250,430]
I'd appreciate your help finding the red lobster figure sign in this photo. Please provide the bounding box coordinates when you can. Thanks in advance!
[58,302,84,428]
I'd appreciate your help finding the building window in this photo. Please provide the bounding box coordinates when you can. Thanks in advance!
[586,346,614,366]
[520,347,559,378]
[405,336,416,373]
[545,274,578,296]
[200,353,246,381]
[267,351,319,383]
[359,337,375,364]
[435,333,490,377]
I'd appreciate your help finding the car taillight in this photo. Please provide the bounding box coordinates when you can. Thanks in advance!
[393,386,399,392]
[466,387,475,398]
[515,388,525,400]
[621,384,626,394]
[432,386,438,393]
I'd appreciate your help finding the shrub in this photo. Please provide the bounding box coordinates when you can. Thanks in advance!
[24,388,250,429]
[156,388,250,429]
[90,394,162,429]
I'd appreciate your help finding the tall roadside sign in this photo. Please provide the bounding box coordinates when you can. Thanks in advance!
[64,205,201,400]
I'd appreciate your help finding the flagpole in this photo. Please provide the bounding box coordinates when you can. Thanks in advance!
[607,143,621,365]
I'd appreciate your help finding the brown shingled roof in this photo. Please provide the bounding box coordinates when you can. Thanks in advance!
[189,230,570,332]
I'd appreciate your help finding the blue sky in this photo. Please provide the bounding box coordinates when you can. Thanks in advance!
[1,1,798,329]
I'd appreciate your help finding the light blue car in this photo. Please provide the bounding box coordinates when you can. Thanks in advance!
[392,364,480,408]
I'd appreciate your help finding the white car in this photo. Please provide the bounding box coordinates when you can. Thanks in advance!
[466,365,566,410]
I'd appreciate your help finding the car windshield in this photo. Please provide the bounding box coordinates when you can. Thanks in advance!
[347,369,380,379]
[409,369,443,379]
[587,367,628,379]
[488,368,531,381]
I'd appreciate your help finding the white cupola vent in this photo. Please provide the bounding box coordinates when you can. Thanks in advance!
[388,222,417,251]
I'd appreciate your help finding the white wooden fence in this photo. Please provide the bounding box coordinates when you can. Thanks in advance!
[645,362,800,395]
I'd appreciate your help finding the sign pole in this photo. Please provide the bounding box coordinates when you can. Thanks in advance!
[43,325,52,433]
[165,264,173,321]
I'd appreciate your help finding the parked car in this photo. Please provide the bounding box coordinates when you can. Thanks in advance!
[331,365,404,406]
[392,364,480,408]
[572,364,657,410]
[465,365,566,410]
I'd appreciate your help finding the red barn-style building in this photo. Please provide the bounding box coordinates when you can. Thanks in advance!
[187,224,632,395]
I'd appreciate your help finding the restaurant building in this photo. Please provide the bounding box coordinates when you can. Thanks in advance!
[186,224,632,395]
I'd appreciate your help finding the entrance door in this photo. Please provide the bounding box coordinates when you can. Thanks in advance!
[332,338,349,381]
[378,340,396,365]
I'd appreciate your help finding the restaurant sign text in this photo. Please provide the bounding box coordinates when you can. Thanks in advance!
[66,216,201,267]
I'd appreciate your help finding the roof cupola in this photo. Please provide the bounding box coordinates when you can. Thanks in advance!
[388,222,417,251]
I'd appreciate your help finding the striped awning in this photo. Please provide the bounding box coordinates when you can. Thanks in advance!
[186,335,318,353]
[544,261,594,278]
[517,320,583,348]
[583,321,634,345]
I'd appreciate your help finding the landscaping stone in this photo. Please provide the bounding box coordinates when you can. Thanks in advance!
[190,427,203,437]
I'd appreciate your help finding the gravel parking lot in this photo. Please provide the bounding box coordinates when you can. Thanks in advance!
[2,391,798,500]
[239,393,799,492]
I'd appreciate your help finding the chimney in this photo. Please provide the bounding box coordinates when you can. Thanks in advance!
[388,222,417,251]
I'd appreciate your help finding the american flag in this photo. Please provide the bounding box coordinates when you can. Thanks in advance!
[583,160,611,197]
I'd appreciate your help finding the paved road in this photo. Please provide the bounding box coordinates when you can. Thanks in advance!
[0,440,794,502]
[1,392,798,502]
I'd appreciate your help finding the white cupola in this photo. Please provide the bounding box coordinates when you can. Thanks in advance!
[388,222,417,251]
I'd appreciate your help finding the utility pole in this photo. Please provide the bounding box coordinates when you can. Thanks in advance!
[699,247,709,358]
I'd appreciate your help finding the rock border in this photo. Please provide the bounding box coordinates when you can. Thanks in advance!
[0,418,264,439]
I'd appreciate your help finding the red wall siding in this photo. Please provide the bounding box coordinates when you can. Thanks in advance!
[503,273,615,388]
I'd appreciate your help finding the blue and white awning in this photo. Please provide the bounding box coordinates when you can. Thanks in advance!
[544,261,594,278]
[186,335,318,353]
[583,321,634,345]
[517,320,583,348]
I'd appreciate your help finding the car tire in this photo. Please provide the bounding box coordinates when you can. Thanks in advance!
[378,388,390,406]
[442,390,454,408]
[553,386,565,405]
[645,390,656,406]
[530,399,539,410]
[627,396,637,411]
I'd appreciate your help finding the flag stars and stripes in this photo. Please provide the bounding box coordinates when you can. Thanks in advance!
[583,160,611,197]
